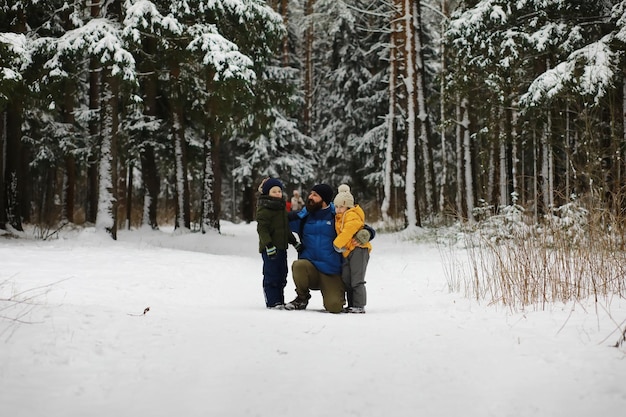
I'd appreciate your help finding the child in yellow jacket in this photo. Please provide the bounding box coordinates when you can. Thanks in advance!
[333,184,372,313]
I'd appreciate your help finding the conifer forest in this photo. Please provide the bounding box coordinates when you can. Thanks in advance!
[2,1,626,238]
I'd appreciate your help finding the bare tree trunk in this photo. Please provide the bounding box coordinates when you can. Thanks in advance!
[533,130,538,220]
[62,79,76,223]
[546,113,554,209]
[303,0,315,137]
[461,97,474,222]
[171,64,190,231]
[541,120,551,212]
[96,70,119,240]
[622,79,626,204]
[565,102,571,200]
[455,95,464,218]
[438,1,447,214]
[108,74,119,239]
[381,9,399,223]
[2,6,28,231]
[403,0,419,228]
[511,105,519,200]
[201,131,216,233]
[413,0,434,216]
[4,97,25,231]
[487,138,495,205]
[125,161,133,229]
[499,108,508,208]
[0,111,5,228]
[59,6,76,224]
[139,36,160,229]
[210,131,222,231]
[201,71,220,233]
[86,1,101,224]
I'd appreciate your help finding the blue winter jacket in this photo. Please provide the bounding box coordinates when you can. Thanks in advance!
[289,205,342,276]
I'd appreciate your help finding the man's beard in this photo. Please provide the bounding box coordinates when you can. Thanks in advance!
[306,199,323,213]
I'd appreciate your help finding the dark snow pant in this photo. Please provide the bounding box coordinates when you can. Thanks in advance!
[261,249,288,307]
[342,247,369,308]
[291,259,345,313]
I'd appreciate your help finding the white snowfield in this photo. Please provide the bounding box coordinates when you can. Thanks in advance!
[1,221,624,417]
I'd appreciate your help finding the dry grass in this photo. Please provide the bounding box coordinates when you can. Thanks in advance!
[443,201,626,311]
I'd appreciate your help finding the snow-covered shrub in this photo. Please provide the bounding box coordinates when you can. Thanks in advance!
[542,200,589,247]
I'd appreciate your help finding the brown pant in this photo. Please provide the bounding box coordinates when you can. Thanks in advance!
[291,259,345,313]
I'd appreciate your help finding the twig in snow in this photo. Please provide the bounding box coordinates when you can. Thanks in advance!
[128,307,150,317]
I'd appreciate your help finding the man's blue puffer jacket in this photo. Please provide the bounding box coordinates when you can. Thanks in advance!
[289,205,342,276]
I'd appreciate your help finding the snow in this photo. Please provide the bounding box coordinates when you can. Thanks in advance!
[1,221,625,417]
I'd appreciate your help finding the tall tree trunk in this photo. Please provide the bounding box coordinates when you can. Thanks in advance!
[381,9,399,223]
[565,102,571,201]
[202,71,220,233]
[461,97,474,222]
[438,1,448,214]
[303,0,315,137]
[511,105,519,200]
[86,1,101,224]
[622,78,626,211]
[0,111,6,229]
[171,64,190,231]
[4,98,25,231]
[210,132,222,231]
[201,130,216,233]
[96,70,119,240]
[126,161,133,229]
[487,138,495,205]
[60,5,76,224]
[62,79,76,223]
[2,6,28,231]
[541,120,552,212]
[140,36,160,229]
[499,107,508,208]
[403,0,420,228]
[413,0,434,217]
[455,95,464,218]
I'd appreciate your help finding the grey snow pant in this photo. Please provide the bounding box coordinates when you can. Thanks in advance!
[342,247,369,308]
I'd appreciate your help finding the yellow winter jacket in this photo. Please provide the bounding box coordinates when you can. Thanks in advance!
[333,204,372,258]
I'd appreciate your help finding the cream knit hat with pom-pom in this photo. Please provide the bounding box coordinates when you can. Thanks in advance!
[333,184,355,208]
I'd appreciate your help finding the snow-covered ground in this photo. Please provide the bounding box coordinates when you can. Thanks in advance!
[1,221,625,417]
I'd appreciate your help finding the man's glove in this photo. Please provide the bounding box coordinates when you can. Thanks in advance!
[293,241,304,253]
[354,229,371,245]
[266,244,277,258]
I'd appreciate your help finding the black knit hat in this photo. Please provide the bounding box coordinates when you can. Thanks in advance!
[261,178,284,195]
[311,183,334,205]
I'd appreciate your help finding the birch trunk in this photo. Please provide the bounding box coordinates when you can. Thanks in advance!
[303,0,315,137]
[622,80,626,198]
[413,0,434,216]
[511,106,518,199]
[201,131,216,233]
[455,95,463,218]
[140,36,160,229]
[96,71,118,240]
[499,109,507,208]
[381,17,397,223]
[487,140,495,206]
[201,72,217,233]
[171,65,190,231]
[438,12,447,214]
[541,118,553,211]
[86,0,101,224]
[461,97,474,222]
[403,0,418,227]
